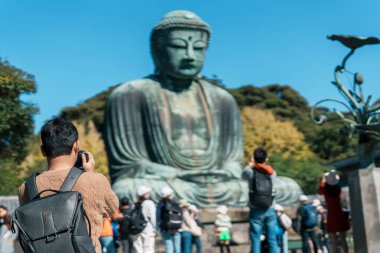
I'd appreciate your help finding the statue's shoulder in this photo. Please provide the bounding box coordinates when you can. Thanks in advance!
[199,79,236,103]
[109,76,159,99]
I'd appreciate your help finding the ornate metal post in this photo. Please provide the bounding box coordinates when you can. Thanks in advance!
[311,34,380,253]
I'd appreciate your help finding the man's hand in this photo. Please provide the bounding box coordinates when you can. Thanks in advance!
[249,157,255,168]
[82,152,95,172]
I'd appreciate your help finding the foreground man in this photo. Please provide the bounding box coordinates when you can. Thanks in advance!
[18,118,119,253]
[104,10,246,207]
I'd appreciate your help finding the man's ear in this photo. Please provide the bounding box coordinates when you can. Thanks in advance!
[266,157,269,162]
[40,145,47,157]
[72,141,79,154]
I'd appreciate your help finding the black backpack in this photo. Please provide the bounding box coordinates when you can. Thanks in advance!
[12,167,95,253]
[300,204,318,229]
[119,207,133,237]
[129,202,148,235]
[162,199,182,231]
[249,169,275,208]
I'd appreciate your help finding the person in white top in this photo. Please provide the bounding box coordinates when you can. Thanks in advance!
[132,186,157,253]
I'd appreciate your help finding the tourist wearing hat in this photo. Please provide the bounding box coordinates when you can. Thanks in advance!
[273,204,291,253]
[315,204,330,253]
[189,205,203,253]
[131,186,156,253]
[215,205,232,253]
[180,199,201,253]
[157,187,182,253]
[296,195,319,253]
[318,170,349,253]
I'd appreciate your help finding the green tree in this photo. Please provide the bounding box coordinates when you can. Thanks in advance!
[270,154,331,194]
[0,59,38,194]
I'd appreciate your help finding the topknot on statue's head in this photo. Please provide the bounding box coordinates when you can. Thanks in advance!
[152,10,211,37]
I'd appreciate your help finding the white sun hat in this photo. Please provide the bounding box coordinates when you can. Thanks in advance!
[217,205,228,215]
[274,204,284,212]
[312,199,321,207]
[161,186,174,197]
[137,185,151,197]
[299,195,309,202]
[189,204,199,213]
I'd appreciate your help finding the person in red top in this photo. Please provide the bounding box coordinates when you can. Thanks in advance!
[318,170,349,253]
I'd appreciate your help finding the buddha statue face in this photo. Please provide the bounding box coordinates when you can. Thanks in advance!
[153,29,208,79]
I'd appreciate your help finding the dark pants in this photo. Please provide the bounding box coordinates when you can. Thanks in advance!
[191,235,202,253]
[301,230,319,253]
[219,245,231,253]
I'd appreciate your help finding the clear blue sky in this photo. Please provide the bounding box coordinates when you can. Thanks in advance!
[1,0,379,132]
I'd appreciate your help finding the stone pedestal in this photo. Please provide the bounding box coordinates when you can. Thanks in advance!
[154,207,251,253]
[346,167,380,253]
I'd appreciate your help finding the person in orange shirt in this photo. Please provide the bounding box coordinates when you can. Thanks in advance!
[242,147,278,253]
[100,211,121,253]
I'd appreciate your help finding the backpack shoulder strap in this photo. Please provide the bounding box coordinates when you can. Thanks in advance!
[25,172,40,201]
[252,168,257,189]
[60,167,84,191]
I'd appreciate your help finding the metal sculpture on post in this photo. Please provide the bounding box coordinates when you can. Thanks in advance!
[311,35,380,167]
[311,34,380,253]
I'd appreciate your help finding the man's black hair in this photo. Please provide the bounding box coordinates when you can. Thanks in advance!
[41,118,78,158]
[253,147,267,163]
[0,205,8,211]
[120,197,130,206]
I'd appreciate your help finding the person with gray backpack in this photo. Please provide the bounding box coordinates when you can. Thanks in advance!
[242,147,278,253]
[157,186,182,253]
[14,118,119,253]
[297,195,319,253]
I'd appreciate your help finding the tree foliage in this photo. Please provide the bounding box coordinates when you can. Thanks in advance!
[227,84,356,161]
[241,107,313,163]
[270,153,331,194]
[60,85,117,132]
[0,59,38,194]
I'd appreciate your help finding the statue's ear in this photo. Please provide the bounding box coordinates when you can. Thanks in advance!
[40,145,47,157]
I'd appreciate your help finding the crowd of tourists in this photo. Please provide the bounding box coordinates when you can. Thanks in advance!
[292,169,350,253]
[94,146,352,253]
[98,185,235,253]
[0,118,352,253]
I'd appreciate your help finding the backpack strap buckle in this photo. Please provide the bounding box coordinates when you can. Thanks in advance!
[46,233,57,243]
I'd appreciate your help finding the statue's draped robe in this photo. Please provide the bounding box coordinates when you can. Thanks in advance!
[104,76,247,207]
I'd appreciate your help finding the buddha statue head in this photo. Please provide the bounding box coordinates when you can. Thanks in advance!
[150,11,211,80]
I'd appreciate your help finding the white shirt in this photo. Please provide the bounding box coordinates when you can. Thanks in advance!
[141,199,156,236]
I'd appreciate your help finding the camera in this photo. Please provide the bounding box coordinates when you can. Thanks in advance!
[74,150,89,168]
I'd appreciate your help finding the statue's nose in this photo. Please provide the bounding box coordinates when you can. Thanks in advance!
[185,46,195,60]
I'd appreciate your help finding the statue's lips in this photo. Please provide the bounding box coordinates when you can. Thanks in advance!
[176,170,232,183]
[180,63,197,69]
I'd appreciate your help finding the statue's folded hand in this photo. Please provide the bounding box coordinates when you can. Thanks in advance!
[135,161,177,179]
